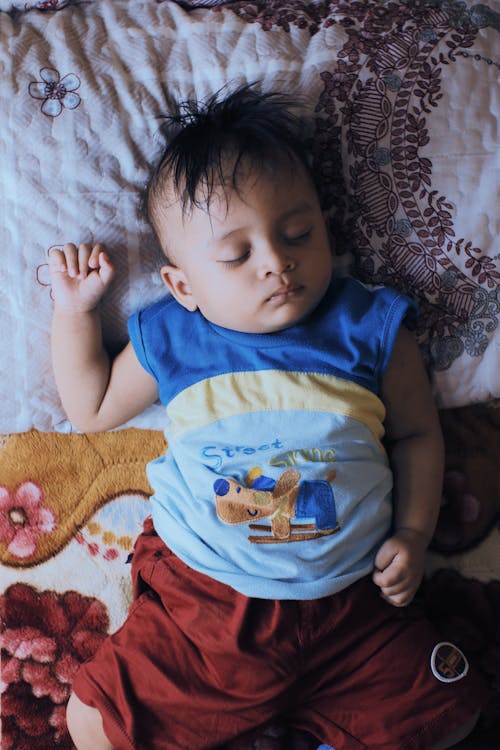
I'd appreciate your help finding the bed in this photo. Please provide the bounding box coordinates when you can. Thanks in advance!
[1,1,499,747]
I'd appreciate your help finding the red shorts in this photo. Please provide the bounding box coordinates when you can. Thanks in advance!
[73,519,487,750]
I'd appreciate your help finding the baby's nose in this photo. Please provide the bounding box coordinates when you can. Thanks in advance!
[259,243,296,276]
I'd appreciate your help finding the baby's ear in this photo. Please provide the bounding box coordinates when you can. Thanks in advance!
[160,264,198,312]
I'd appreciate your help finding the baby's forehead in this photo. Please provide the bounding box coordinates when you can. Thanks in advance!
[153,155,316,245]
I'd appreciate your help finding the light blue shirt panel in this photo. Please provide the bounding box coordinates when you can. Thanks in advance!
[148,409,392,599]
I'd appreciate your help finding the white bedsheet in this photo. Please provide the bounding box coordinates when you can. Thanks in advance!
[1,0,499,432]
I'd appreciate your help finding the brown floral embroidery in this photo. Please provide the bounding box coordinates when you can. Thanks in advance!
[307,1,500,370]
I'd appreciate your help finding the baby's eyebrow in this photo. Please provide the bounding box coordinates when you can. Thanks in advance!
[216,226,246,243]
[279,201,315,221]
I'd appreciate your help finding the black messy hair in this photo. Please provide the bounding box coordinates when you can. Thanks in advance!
[146,83,313,243]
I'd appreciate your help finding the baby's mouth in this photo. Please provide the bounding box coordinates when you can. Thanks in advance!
[267,284,303,302]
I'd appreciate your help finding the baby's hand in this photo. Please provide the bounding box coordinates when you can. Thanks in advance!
[49,243,115,313]
[372,528,428,607]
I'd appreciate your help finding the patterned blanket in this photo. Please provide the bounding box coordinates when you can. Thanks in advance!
[2,409,499,748]
[1,1,499,748]
[1,0,499,432]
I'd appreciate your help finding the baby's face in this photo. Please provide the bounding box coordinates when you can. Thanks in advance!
[159,160,333,334]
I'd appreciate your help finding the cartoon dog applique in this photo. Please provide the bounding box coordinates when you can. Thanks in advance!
[213,468,340,543]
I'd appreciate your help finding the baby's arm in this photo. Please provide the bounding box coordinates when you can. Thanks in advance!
[50,243,158,432]
[372,327,444,607]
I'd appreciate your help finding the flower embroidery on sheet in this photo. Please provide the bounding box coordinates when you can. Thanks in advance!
[36,245,64,301]
[0,482,56,559]
[29,67,81,117]
[307,2,500,374]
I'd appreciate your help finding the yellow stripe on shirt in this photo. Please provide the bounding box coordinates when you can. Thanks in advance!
[167,370,386,444]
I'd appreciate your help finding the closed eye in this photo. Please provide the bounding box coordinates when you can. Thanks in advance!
[283,228,312,245]
[218,251,251,268]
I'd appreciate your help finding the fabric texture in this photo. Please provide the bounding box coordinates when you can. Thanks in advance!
[2,0,500,746]
[127,278,415,599]
[72,518,489,750]
[2,0,500,432]
[2,410,500,749]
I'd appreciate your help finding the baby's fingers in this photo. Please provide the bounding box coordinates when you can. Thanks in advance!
[88,243,106,269]
[77,243,111,279]
[49,242,110,279]
[96,250,115,285]
[49,242,86,278]
[380,588,415,608]
[49,244,80,276]
[372,561,408,589]
[48,246,68,275]
[61,242,81,278]
[76,243,94,278]
[375,567,422,607]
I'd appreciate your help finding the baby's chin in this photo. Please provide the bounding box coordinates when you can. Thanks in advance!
[226,312,313,335]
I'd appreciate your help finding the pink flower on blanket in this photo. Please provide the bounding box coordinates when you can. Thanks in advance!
[0,482,56,559]
[29,67,81,117]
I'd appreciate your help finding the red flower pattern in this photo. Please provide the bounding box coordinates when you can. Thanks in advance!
[1,584,109,749]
